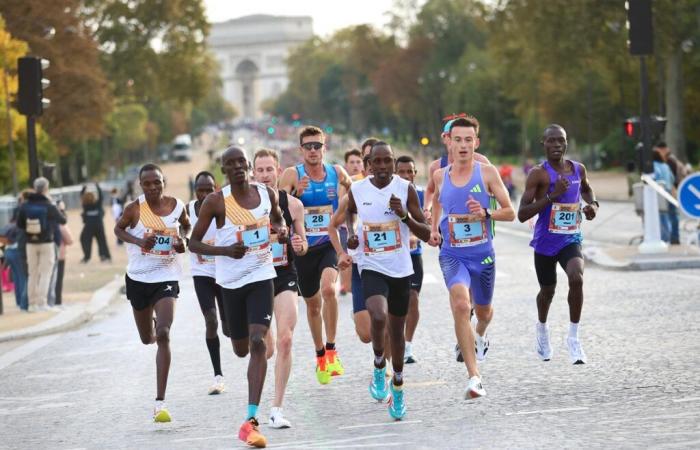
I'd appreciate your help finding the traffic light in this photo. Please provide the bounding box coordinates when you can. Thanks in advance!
[623,116,666,140]
[623,117,640,139]
[626,0,653,56]
[17,56,50,116]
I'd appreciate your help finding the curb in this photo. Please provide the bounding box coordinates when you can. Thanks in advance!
[583,246,700,271]
[0,277,123,343]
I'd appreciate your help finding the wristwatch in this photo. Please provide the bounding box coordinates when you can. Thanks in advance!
[590,200,600,208]
[483,207,492,219]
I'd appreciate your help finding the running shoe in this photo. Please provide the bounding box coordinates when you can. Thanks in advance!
[455,343,464,363]
[475,334,489,362]
[404,342,416,364]
[316,355,331,385]
[465,375,486,399]
[567,336,587,365]
[326,349,345,376]
[536,323,553,361]
[208,375,225,395]
[268,407,291,429]
[388,382,406,420]
[369,366,390,402]
[238,417,267,448]
[153,400,171,423]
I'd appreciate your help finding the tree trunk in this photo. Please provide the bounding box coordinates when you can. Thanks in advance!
[664,47,686,162]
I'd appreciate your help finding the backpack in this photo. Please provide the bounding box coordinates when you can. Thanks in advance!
[24,203,48,237]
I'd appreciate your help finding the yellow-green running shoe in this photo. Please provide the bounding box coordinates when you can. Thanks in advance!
[316,355,331,385]
[326,349,345,376]
[153,401,171,423]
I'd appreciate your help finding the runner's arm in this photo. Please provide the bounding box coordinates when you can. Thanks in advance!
[178,205,191,239]
[424,160,439,215]
[484,165,515,221]
[267,186,287,240]
[517,167,549,222]
[430,169,444,234]
[579,164,599,220]
[335,164,353,191]
[188,193,227,256]
[288,195,308,255]
[329,194,348,256]
[278,167,297,195]
[114,201,146,247]
[404,184,431,242]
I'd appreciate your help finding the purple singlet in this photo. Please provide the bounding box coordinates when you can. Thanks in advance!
[530,160,583,256]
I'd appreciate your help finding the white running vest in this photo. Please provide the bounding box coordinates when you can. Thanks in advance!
[126,195,184,283]
[351,175,413,278]
[188,200,217,278]
[215,184,276,289]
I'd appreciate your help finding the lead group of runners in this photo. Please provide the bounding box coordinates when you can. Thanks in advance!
[114,115,598,448]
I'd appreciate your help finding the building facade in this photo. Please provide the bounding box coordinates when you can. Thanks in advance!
[209,15,313,120]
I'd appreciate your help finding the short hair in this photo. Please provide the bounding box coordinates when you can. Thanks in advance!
[361,137,379,154]
[253,148,280,166]
[344,148,362,162]
[370,141,391,155]
[654,141,668,149]
[194,171,216,183]
[449,116,480,136]
[363,154,371,169]
[396,155,416,166]
[299,126,324,145]
[139,163,162,179]
[33,177,49,193]
[542,123,566,137]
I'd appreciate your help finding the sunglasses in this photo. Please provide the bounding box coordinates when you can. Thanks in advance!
[301,142,324,151]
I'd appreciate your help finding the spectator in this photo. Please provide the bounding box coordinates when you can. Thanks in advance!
[110,188,124,246]
[344,148,363,177]
[16,177,67,312]
[80,182,111,263]
[652,149,675,243]
[47,199,73,308]
[499,163,516,199]
[654,142,687,244]
[0,194,28,311]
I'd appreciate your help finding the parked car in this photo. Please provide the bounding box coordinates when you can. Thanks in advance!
[171,134,193,162]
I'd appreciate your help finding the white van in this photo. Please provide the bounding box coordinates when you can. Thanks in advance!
[171,134,193,162]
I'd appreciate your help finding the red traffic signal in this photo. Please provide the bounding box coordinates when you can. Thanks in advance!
[623,117,640,139]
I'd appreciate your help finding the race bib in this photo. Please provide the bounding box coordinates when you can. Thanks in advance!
[236,219,270,253]
[363,221,402,255]
[448,214,488,247]
[195,239,215,264]
[142,228,178,257]
[271,234,288,267]
[548,203,581,234]
[304,205,332,236]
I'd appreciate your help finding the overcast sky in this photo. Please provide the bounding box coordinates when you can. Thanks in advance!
[205,0,402,37]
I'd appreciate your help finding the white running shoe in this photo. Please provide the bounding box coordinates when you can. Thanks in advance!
[567,336,587,365]
[208,375,225,395]
[465,375,486,399]
[475,334,489,361]
[536,323,553,361]
[268,407,291,429]
[404,341,416,364]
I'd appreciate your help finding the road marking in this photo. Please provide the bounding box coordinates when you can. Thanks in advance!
[0,401,74,416]
[0,334,62,371]
[505,406,589,416]
[422,273,439,285]
[598,412,700,424]
[0,389,88,403]
[672,397,700,403]
[267,434,402,449]
[172,435,235,443]
[25,368,110,379]
[496,270,509,279]
[338,420,421,430]
[406,380,447,388]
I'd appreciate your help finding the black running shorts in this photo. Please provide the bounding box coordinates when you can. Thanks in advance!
[294,242,338,298]
[534,243,583,286]
[409,254,424,293]
[222,279,274,340]
[274,266,299,297]
[360,269,410,317]
[125,275,179,311]
[193,275,227,324]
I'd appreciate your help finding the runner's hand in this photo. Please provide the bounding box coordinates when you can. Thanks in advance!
[291,234,305,254]
[274,225,289,244]
[583,203,597,220]
[423,208,432,222]
[550,175,570,200]
[173,237,186,253]
[467,195,484,217]
[428,230,442,247]
[141,234,157,250]
[347,234,359,250]
[389,194,406,218]
[338,252,353,270]
[296,176,310,197]
[225,242,248,259]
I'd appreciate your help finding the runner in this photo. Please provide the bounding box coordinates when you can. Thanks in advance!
[517,124,598,364]
[340,148,363,296]
[335,142,430,419]
[189,146,288,448]
[188,171,229,395]
[252,148,308,429]
[428,116,515,398]
[395,155,425,364]
[279,126,352,384]
[114,163,190,423]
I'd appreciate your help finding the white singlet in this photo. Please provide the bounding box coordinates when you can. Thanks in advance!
[188,200,217,278]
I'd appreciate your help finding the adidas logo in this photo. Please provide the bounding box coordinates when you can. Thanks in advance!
[480,256,494,265]
[470,184,482,193]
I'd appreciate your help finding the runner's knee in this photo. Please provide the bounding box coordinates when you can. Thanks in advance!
[155,325,170,343]
[276,332,293,355]
[539,285,556,300]
[249,332,266,354]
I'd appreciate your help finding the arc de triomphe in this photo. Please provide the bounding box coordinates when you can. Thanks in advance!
[209,15,313,120]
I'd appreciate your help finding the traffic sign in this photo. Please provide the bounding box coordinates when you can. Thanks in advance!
[677,172,700,219]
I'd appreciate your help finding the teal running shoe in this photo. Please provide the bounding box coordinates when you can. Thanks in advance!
[369,366,389,402]
[388,382,406,420]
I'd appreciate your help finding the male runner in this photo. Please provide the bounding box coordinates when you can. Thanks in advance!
[340,148,363,295]
[114,163,189,422]
[335,142,430,419]
[395,155,424,364]
[344,148,364,177]
[188,171,229,395]
[253,148,308,429]
[279,126,352,384]
[428,117,515,398]
[190,147,287,448]
[517,124,598,365]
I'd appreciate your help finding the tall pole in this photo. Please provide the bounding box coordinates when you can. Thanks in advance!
[26,115,39,183]
[3,71,18,195]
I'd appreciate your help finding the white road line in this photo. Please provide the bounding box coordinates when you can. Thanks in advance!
[505,406,589,416]
[338,420,422,430]
[0,334,62,371]
[672,397,700,403]
[598,412,700,425]
[171,435,235,443]
[266,434,401,449]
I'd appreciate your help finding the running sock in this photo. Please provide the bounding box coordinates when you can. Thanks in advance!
[206,337,222,376]
[374,353,385,368]
[325,342,336,351]
[246,404,258,420]
[155,397,164,401]
[393,371,404,386]
[569,322,579,339]
[316,348,326,358]
[537,321,548,332]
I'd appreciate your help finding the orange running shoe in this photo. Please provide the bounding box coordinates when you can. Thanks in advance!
[326,349,345,376]
[238,417,267,448]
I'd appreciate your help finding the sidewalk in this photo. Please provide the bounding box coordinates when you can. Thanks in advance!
[0,143,212,341]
